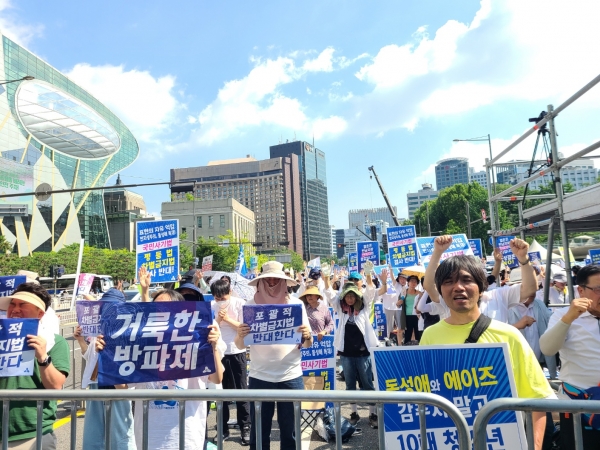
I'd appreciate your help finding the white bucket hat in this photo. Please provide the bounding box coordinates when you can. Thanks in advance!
[248,261,298,287]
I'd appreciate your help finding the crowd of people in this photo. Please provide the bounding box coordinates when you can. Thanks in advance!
[0,238,599,450]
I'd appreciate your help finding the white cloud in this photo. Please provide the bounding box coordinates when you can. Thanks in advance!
[0,0,43,47]
[65,64,182,143]
[302,47,335,72]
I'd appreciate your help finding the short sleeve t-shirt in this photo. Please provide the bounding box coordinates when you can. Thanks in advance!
[420,319,553,399]
[0,334,71,441]
[211,296,245,355]
[246,297,310,383]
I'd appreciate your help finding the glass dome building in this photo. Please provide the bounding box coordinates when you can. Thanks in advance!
[0,33,139,256]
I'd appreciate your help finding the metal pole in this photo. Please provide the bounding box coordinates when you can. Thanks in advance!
[192,182,197,265]
[517,203,525,240]
[548,104,575,301]
[465,201,471,239]
[544,220,555,306]
[69,238,85,311]
[487,134,500,233]
[426,202,431,236]
[484,158,496,248]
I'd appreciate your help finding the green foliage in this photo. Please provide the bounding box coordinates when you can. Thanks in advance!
[185,193,194,202]
[179,232,195,269]
[0,235,12,255]
[0,243,137,281]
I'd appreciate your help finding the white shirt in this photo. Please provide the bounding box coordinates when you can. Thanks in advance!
[211,296,245,355]
[132,377,208,450]
[429,284,521,323]
[511,303,541,360]
[81,337,99,389]
[547,307,600,389]
[246,296,310,383]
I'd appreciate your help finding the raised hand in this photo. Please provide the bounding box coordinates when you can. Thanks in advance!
[433,235,453,253]
[509,238,530,262]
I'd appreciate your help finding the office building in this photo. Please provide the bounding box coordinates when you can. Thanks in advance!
[406,183,439,220]
[330,225,336,256]
[435,157,469,190]
[270,141,330,259]
[348,206,399,228]
[170,155,302,255]
[469,169,488,188]
[161,198,255,244]
[0,33,139,256]
[334,228,363,259]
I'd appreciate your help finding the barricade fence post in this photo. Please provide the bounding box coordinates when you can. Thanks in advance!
[35,400,42,450]
[0,389,472,449]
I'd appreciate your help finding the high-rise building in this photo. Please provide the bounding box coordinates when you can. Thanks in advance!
[330,225,336,256]
[435,157,469,190]
[469,168,488,188]
[407,183,439,220]
[334,228,363,258]
[0,33,139,256]
[270,141,330,260]
[170,155,302,255]
[363,220,388,246]
[348,207,399,228]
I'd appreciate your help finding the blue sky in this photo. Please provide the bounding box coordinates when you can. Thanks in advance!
[2,0,600,228]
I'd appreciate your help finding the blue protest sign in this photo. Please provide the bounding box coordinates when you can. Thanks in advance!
[585,256,592,265]
[528,251,542,264]
[416,234,474,267]
[301,335,336,407]
[468,239,483,258]
[136,219,179,283]
[97,301,215,385]
[0,276,26,298]
[387,226,418,269]
[348,252,358,272]
[242,304,303,345]
[589,249,600,265]
[76,301,116,337]
[372,303,387,340]
[372,344,526,450]
[357,241,380,272]
[0,318,38,377]
[496,236,518,268]
[328,307,338,334]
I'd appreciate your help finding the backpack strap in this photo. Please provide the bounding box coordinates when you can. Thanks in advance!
[464,314,492,344]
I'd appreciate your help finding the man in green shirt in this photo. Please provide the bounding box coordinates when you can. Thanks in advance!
[0,282,70,449]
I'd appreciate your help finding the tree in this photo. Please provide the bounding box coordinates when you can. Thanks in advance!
[0,235,12,255]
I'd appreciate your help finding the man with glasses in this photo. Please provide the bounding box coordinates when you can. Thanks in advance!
[540,264,600,450]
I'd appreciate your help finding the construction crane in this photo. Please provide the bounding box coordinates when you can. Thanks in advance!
[368,166,400,226]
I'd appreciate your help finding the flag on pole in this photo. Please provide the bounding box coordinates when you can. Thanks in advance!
[235,246,248,276]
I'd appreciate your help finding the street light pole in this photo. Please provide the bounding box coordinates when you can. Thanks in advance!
[426,202,431,236]
[0,76,34,85]
[192,182,197,267]
[465,200,471,239]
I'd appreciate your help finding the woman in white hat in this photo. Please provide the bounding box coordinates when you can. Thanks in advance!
[235,261,312,450]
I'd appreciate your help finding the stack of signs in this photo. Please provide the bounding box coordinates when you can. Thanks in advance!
[76,300,113,336]
[0,275,26,298]
[496,236,518,269]
[201,255,213,271]
[528,251,542,264]
[242,304,303,345]
[301,335,336,407]
[76,273,95,296]
[348,252,358,273]
[468,239,483,258]
[372,303,387,340]
[416,234,474,267]
[136,219,179,283]
[387,226,418,270]
[97,301,215,385]
[357,241,380,272]
[0,318,39,377]
[372,344,526,450]
[589,249,600,265]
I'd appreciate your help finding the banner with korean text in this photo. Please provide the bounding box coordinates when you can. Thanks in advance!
[348,252,358,273]
[76,300,116,337]
[301,335,335,407]
[357,241,380,272]
[372,344,525,450]
[372,303,387,340]
[468,239,483,258]
[243,304,303,346]
[589,249,600,265]
[528,251,542,264]
[387,226,418,270]
[97,301,215,385]
[416,234,474,267]
[136,219,179,283]
[0,275,26,297]
[76,273,95,296]
[496,236,518,269]
[0,318,38,377]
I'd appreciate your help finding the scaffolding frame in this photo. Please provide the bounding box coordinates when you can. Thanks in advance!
[485,73,600,302]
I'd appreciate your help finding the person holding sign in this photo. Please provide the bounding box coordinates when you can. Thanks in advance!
[539,264,600,450]
[0,282,70,449]
[332,281,380,429]
[420,236,555,450]
[235,261,312,450]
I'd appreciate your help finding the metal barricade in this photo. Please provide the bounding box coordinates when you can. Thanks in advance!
[0,389,472,450]
[473,398,600,450]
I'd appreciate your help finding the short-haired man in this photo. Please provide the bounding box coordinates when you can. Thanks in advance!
[420,236,554,450]
[0,282,70,449]
[539,264,600,450]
